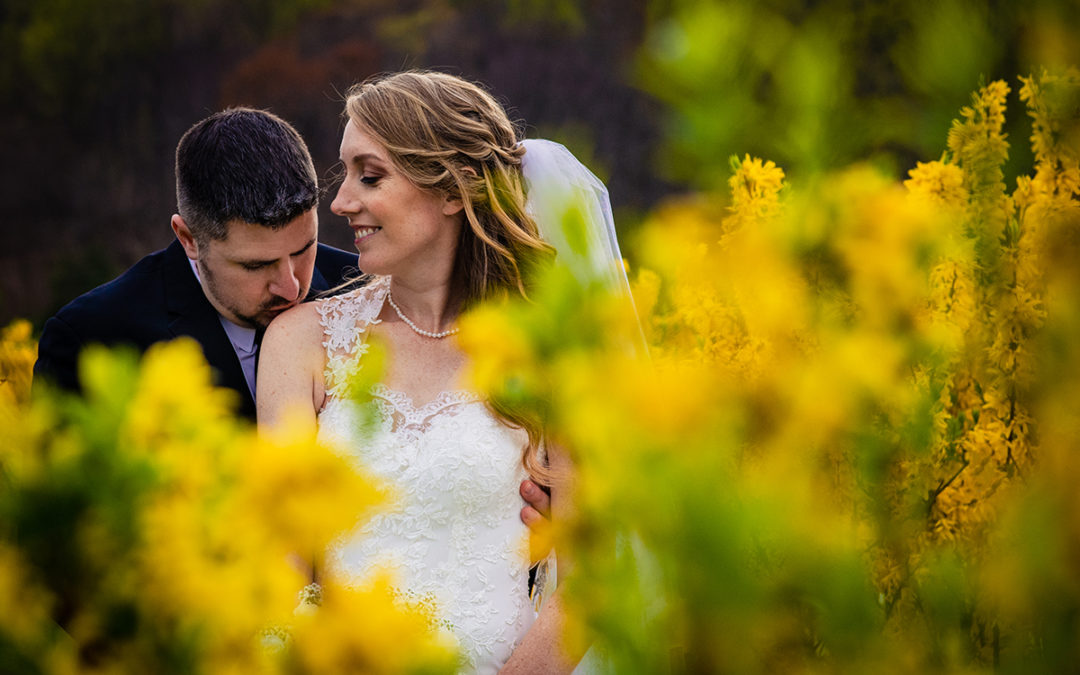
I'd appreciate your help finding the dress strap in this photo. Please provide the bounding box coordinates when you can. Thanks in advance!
[317,276,390,398]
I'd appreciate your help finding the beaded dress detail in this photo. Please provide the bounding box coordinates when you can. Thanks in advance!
[316,276,535,674]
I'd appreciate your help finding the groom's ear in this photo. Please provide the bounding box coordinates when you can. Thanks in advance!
[171,214,200,259]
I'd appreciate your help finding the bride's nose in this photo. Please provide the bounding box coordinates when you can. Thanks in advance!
[331,178,361,216]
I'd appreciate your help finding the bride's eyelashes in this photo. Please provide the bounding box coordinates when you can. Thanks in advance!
[361,174,382,185]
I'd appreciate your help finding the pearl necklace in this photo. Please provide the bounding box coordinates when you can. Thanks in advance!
[387,290,459,339]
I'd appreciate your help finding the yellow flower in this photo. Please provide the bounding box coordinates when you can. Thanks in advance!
[287,574,460,674]
[133,490,303,645]
[0,545,75,669]
[728,154,786,224]
[1020,68,1080,196]
[237,413,387,555]
[630,267,661,340]
[122,338,240,452]
[0,319,37,406]
[905,159,969,207]
[457,303,536,397]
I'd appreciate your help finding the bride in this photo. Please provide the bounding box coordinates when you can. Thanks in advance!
[257,70,624,674]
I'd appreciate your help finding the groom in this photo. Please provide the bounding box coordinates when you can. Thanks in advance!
[33,107,551,525]
[34,108,355,420]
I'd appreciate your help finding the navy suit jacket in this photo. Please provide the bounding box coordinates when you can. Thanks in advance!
[34,240,359,420]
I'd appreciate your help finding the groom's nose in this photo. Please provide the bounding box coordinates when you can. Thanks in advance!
[268,258,302,302]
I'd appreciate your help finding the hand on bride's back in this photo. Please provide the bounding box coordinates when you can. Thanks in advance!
[520,479,552,564]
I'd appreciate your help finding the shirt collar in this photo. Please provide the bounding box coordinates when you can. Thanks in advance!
[188,258,258,354]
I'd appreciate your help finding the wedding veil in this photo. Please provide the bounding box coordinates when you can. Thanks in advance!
[519,139,633,298]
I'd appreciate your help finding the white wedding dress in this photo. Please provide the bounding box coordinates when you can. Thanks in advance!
[316,275,536,674]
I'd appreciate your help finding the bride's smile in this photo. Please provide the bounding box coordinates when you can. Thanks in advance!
[350,225,380,244]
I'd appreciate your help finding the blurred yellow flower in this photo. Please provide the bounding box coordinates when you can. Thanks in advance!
[727,154,786,228]
[122,338,239,452]
[238,412,387,555]
[0,319,37,406]
[287,574,460,674]
[905,159,968,207]
[457,303,536,396]
[0,545,73,668]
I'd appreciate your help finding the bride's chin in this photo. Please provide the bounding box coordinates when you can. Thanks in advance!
[354,254,391,277]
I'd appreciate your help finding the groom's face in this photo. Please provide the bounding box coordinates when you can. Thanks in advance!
[187,210,319,329]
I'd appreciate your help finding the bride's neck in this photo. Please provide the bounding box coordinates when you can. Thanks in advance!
[387,275,463,330]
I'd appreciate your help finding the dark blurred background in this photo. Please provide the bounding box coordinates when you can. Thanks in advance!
[0,0,671,327]
[3,0,1076,328]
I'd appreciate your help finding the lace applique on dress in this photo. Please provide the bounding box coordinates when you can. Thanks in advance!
[370,383,483,445]
[315,276,535,674]
[316,275,387,400]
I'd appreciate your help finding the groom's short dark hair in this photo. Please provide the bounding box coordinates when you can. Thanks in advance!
[175,107,318,244]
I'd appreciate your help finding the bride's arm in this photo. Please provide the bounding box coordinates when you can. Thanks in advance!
[256,302,326,433]
[499,443,584,675]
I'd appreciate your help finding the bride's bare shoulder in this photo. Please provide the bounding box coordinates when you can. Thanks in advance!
[262,300,326,356]
[257,300,334,425]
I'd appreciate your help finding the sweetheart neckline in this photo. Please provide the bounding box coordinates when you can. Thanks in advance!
[368,382,482,414]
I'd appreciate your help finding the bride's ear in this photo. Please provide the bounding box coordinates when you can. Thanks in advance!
[443,165,477,216]
[442,194,464,217]
[171,214,200,259]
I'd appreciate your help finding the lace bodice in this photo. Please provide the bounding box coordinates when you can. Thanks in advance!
[316,277,535,674]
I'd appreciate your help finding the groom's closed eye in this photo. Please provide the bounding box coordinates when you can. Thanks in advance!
[237,239,317,271]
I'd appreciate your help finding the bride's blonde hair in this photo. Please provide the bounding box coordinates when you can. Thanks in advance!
[343,70,554,481]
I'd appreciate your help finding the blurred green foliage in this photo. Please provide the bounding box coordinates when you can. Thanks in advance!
[637,0,1079,186]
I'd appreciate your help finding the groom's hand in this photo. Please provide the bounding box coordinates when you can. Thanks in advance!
[520,479,552,564]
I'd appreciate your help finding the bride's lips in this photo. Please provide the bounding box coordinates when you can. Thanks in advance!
[352,225,381,243]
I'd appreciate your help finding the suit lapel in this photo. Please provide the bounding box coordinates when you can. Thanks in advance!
[307,257,332,298]
[161,241,257,420]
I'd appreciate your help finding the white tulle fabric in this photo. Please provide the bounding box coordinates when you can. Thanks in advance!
[519,138,631,297]
[316,276,535,674]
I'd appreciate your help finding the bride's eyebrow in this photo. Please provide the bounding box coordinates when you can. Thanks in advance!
[341,152,385,168]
